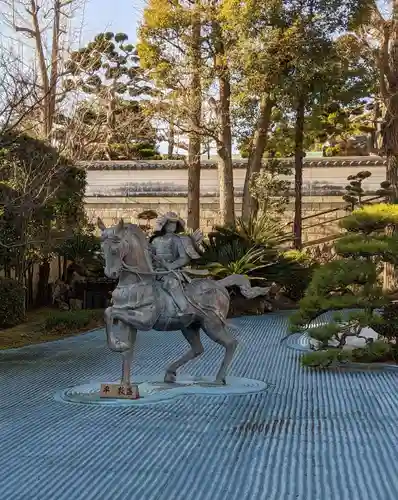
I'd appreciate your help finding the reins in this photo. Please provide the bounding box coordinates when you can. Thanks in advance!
[112,232,229,328]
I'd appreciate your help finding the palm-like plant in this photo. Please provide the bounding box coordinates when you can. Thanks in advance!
[211,213,290,249]
[199,238,249,265]
[203,247,274,280]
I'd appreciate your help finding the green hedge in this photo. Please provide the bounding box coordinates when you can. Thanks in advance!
[0,278,25,328]
[43,309,104,332]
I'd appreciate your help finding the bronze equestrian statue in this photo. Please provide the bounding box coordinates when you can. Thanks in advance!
[97,213,274,388]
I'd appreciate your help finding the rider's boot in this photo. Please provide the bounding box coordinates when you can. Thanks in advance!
[172,293,189,319]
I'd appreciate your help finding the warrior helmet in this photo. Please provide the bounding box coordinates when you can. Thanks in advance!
[154,212,186,234]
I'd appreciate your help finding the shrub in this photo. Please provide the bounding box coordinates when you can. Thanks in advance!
[204,247,273,280]
[302,341,395,368]
[301,349,351,368]
[43,309,103,333]
[290,203,397,367]
[209,214,288,249]
[350,341,393,363]
[371,302,398,345]
[266,250,314,302]
[341,203,398,234]
[199,221,313,300]
[198,216,281,275]
[0,278,25,328]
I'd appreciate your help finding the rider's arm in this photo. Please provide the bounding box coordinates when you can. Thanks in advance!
[166,238,190,270]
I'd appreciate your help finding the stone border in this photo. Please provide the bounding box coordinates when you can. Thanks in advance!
[54,375,271,407]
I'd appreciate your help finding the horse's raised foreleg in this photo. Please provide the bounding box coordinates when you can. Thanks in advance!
[202,320,237,385]
[104,307,132,352]
[105,308,137,387]
[164,325,204,383]
[121,325,137,387]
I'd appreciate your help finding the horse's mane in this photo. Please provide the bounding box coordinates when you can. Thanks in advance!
[122,223,154,271]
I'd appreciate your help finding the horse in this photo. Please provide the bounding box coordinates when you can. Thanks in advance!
[97,218,274,387]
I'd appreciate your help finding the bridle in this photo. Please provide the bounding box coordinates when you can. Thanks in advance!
[101,229,170,278]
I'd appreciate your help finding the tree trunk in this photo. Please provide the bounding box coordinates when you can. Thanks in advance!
[62,257,68,281]
[293,96,305,250]
[187,3,202,231]
[30,0,51,137]
[370,100,382,153]
[48,0,61,140]
[380,3,398,290]
[217,74,234,226]
[212,14,234,226]
[36,260,51,307]
[383,155,398,291]
[167,121,175,159]
[241,95,274,221]
[187,135,201,230]
[27,264,34,308]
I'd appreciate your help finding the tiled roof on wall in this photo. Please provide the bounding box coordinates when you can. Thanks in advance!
[80,156,386,171]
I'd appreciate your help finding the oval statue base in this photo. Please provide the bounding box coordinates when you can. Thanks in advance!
[54,375,269,406]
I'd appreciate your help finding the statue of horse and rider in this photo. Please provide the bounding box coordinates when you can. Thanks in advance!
[97,212,275,387]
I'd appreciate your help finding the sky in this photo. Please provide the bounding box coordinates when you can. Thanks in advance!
[0,0,146,55]
[0,0,213,156]
[79,0,146,46]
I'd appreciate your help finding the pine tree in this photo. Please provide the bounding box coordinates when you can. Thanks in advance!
[65,32,157,160]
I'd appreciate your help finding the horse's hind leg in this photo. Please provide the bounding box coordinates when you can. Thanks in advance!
[164,325,204,383]
[202,320,237,385]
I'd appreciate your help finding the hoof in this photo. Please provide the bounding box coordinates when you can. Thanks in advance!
[110,341,130,353]
[164,372,176,383]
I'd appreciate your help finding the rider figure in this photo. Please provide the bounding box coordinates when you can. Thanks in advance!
[149,212,202,318]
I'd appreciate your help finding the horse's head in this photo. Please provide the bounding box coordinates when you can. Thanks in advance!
[97,218,152,279]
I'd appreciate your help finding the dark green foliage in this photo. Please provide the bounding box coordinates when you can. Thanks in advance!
[290,203,398,367]
[199,234,277,282]
[307,258,377,295]
[56,233,100,263]
[0,132,87,289]
[56,232,103,276]
[309,322,342,345]
[43,309,103,333]
[335,234,398,264]
[199,219,312,297]
[249,158,292,217]
[204,247,273,280]
[265,250,314,302]
[200,237,254,267]
[0,278,25,328]
[350,341,394,363]
[0,132,72,217]
[209,214,286,250]
[301,349,351,368]
[199,214,282,272]
[370,302,398,346]
[301,341,395,367]
[342,171,371,208]
[65,32,158,160]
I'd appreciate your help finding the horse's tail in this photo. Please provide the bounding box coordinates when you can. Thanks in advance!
[216,274,276,299]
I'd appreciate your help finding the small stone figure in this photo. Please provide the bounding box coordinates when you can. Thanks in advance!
[149,212,202,318]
